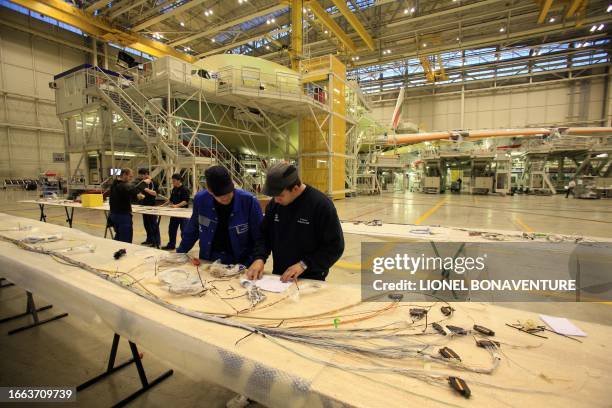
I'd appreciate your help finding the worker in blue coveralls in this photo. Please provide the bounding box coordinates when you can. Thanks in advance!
[177,165,263,266]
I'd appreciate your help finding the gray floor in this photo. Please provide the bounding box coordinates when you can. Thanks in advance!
[0,188,610,407]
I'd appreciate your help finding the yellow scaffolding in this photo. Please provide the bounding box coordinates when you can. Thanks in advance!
[300,55,346,199]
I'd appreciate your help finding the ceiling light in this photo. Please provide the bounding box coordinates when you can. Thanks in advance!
[355,56,359,60]
[211,38,216,43]
[607,4,612,12]
[265,45,270,50]
[204,10,209,16]
[410,7,415,12]
[180,21,185,27]
[456,37,460,41]
[590,24,597,31]
[209,9,213,15]
[386,49,391,54]
[500,27,505,32]
[324,30,329,34]
[271,18,275,23]
[597,23,605,30]
[422,43,427,47]
[404,8,409,14]
[266,19,271,24]
[549,17,555,23]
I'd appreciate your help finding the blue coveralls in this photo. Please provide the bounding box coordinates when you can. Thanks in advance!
[177,189,263,265]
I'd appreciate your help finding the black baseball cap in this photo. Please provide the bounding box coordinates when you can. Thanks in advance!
[263,163,299,196]
[205,165,234,196]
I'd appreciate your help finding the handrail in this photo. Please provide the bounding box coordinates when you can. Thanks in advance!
[87,68,167,120]
[86,67,186,159]
[87,69,170,141]
[88,65,259,192]
[176,121,258,191]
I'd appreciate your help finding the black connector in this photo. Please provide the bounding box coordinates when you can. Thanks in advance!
[448,377,471,399]
[439,347,461,361]
[441,306,455,316]
[473,324,495,336]
[476,339,500,349]
[113,248,127,260]
[446,325,467,335]
[409,308,428,319]
[432,322,446,335]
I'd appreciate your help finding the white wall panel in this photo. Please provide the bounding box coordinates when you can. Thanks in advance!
[35,71,54,99]
[1,28,31,67]
[373,79,607,133]
[4,63,35,94]
[33,39,61,74]
[38,103,59,128]
[0,11,88,178]
[6,99,35,125]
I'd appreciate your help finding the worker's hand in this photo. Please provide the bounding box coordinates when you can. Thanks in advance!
[191,257,201,266]
[281,262,305,283]
[246,259,265,280]
[171,204,178,208]
[143,178,152,185]
[137,193,145,200]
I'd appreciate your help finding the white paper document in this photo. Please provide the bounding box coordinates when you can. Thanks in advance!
[540,314,587,337]
[240,275,294,293]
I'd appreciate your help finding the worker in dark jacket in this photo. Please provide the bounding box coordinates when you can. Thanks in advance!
[162,173,191,250]
[137,168,160,248]
[247,163,344,282]
[177,165,263,265]
[109,168,144,243]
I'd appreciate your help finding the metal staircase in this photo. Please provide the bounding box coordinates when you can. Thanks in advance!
[177,124,259,192]
[87,67,258,193]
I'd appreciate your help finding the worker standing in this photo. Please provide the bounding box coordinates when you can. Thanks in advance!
[177,165,263,265]
[246,163,345,282]
[162,173,191,250]
[109,168,144,243]
[566,179,576,198]
[137,168,160,247]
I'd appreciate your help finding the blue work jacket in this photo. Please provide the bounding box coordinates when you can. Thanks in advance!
[177,189,263,265]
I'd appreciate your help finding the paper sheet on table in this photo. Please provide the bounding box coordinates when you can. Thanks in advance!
[540,314,587,337]
[240,275,293,293]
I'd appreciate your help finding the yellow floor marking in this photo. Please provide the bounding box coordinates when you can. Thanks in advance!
[514,216,534,233]
[334,260,362,270]
[414,197,447,225]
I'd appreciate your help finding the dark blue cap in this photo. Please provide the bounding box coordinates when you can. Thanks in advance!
[205,165,234,196]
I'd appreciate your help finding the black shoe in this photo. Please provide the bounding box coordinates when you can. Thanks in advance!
[141,242,153,247]
[161,245,176,250]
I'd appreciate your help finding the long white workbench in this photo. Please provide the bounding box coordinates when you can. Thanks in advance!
[19,199,192,238]
[0,213,610,407]
[21,199,608,244]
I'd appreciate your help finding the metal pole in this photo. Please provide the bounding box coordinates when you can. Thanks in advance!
[92,38,98,66]
[603,65,611,127]
[103,42,109,69]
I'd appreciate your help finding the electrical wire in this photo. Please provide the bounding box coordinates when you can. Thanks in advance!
[0,230,563,397]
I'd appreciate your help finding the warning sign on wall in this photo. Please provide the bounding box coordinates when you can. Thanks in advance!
[52,153,65,163]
